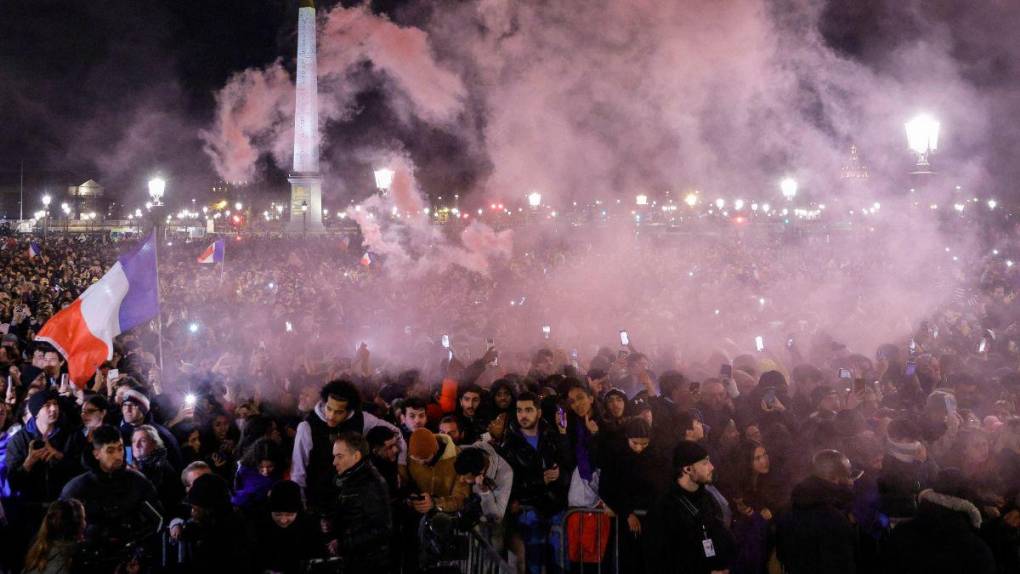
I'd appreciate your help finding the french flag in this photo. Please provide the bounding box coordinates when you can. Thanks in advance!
[197,239,225,264]
[27,243,41,259]
[35,233,159,387]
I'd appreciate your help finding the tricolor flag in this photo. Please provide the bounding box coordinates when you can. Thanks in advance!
[36,233,159,387]
[27,243,41,259]
[197,239,225,264]
[360,252,372,266]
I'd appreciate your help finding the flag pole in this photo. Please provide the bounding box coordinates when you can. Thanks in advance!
[220,239,226,284]
[153,231,165,374]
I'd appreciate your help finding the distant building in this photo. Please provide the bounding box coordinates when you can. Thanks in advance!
[67,179,108,220]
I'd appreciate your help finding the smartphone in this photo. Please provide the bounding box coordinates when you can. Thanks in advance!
[570,349,579,362]
[754,336,765,352]
[619,330,630,347]
[125,446,133,465]
[853,379,867,394]
[720,364,732,378]
[909,339,917,354]
[978,338,987,353]
[786,337,795,350]
[838,368,852,380]
[184,393,197,407]
[556,406,567,428]
[285,321,293,333]
[108,369,120,380]
[441,334,451,349]
[904,361,917,377]
[763,388,777,408]
[542,325,551,339]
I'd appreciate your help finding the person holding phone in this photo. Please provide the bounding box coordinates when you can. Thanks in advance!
[495,392,571,574]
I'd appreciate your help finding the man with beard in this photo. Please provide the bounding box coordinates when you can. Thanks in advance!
[645,440,735,574]
[776,449,860,574]
[496,391,570,574]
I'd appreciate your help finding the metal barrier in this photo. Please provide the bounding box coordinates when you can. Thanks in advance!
[454,526,515,574]
[559,507,620,574]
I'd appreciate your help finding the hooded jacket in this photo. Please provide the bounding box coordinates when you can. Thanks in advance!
[880,489,995,574]
[776,475,857,574]
[408,433,470,512]
[291,401,405,509]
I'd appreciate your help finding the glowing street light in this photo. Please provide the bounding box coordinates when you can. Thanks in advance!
[234,201,243,211]
[374,168,394,192]
[684,193,698,207]
[528,192,542,208]
[988,199,998,210]
[60,202,70,215]
[714,198,726,210]
[905,114,940,167]
[635,194,648,206]
[148,177,166,205]
[780,177,798,200]
[734,199,745,211]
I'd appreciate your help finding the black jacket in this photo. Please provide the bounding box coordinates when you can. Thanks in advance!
[877,454,938,519]
[331,459,392,572]
[776,476,857,574]
[6,420,86,505]
[880,490,995,574]
[645,482,736,574]
[254,512,324,574]
[134,448,185,518]
[598,440,671,519]
[60,461,163,546]
[495,421,571,516]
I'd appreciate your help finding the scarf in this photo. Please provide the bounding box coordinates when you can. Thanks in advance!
[886,437,924,464]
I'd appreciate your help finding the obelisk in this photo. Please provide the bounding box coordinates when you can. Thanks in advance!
[288,0,324,233]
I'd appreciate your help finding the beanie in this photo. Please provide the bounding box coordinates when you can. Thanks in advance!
[121,389,151,414]
[28,389,58,418]
[409,428,439,460]
[187,474,231,510]
[672,440,709,473]
[269,480,303,513]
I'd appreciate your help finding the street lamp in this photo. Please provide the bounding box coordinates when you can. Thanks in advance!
[684,193,698,208]
[528,192,542,208]
[148,177,166,206]
[636,194,648,206]
[905,114,940,168]
[780,177,798,200]
[374,168,394,193]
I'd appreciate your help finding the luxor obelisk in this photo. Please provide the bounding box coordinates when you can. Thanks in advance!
[288,0,324,233]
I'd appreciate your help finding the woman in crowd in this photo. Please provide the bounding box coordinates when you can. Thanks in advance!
[23,499,86,574]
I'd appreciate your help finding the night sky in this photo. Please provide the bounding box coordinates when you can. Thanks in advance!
[2,0,1019,207]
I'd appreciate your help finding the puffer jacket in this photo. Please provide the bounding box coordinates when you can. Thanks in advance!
[60,455,163,546]
[880,489,995,574]
[331,459,392,573]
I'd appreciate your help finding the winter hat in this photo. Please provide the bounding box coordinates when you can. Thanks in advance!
[604,388,628,404]
[672,440,709,473]
[623,417,651,439]
[269,480,303,513]
[187,474,231,510]
[28,389,58,418]
[409,428,439,460]
[121,388,151,414]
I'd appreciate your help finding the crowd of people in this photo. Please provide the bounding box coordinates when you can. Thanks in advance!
[0,225,1019,573]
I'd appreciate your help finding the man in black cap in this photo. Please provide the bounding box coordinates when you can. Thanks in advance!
[4,388,86,567]
[776,449,860,574]
[645,440,735,574]
[176,473,253,573]
[254,480,324,573]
